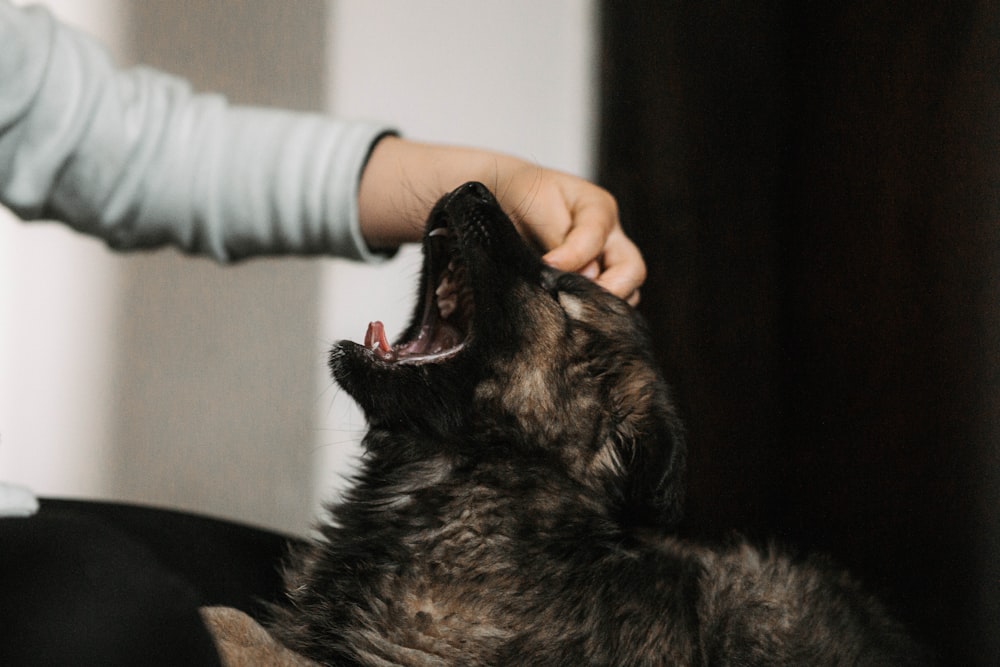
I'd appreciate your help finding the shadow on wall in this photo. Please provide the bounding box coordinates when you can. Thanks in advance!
[107,2,327,534]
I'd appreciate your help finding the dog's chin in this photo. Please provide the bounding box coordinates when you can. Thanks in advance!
[328,332,475,435]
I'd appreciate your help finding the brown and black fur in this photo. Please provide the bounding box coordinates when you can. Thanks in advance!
[269,182,926,665]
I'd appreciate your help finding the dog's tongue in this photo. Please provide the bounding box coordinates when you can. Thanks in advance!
[364,321,395,360]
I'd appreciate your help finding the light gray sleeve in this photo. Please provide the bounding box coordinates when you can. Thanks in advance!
[0,3,397,263]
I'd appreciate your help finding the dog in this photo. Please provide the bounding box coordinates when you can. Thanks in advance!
[265,182,926,665]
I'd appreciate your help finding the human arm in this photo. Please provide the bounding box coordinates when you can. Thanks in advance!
[0,3,644,297]
[0,2,393,263]
[357,137,646,304]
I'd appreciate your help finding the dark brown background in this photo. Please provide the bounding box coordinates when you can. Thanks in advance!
[599,3,1000,665]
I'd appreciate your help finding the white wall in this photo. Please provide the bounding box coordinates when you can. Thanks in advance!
[0,0,127,501]
[0,0,599,534]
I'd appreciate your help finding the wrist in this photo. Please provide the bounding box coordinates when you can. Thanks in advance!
[358,137,535,250]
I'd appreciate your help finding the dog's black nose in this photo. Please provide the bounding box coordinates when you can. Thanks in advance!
[459,181,494,203]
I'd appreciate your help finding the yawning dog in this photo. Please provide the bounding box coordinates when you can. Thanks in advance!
[265,182,925,665]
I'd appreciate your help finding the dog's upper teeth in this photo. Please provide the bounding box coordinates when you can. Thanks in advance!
[437,285,457,319]
[436,276,453,297]
[436,271,459,319]
[438,297,456,319]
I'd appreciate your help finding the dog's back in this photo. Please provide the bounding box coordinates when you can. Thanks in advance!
[269,182,927,666]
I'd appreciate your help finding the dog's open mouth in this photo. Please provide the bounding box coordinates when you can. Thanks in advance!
[362,223,474,365]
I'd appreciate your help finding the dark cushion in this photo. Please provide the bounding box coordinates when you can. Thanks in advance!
[0,498,299,666]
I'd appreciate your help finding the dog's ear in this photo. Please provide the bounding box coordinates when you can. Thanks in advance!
[614,409,686,530]
[596,365,687,531]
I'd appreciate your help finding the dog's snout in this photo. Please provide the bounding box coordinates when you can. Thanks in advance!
[458,181,494,203]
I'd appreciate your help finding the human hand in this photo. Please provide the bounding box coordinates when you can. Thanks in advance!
[492,163,645,306]
[358,137,646,304]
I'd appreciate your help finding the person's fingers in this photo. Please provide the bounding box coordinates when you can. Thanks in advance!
[539,188,618,273]
[593,230,647,301]
[541,222,608,274]
[579,260,601,281]
[495,168,645,302]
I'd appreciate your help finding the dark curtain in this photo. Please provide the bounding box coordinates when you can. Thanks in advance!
[599,3,1000,665]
